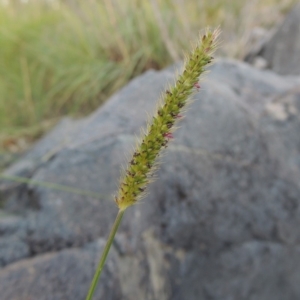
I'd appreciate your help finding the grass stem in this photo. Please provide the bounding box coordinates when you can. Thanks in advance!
[85,209,126,300]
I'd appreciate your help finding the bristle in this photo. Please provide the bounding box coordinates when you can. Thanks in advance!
[115,29,219,211]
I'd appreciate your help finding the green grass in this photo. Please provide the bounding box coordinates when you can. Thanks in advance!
[0,0,297,153]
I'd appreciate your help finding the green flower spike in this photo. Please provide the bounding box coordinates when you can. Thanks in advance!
[115,28,220,211]
[85,28,220,300]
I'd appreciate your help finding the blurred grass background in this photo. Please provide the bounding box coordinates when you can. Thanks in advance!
[0,0,297,160]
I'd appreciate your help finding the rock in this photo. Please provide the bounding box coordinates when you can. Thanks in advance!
[0,58,300,299]
[0,239,122,300]
[251,56,268,70]
[245,3,300,75]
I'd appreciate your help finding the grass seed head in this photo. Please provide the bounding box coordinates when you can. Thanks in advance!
[115,28,219,211]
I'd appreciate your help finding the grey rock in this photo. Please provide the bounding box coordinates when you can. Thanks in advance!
[0,236,29,267]
[245,3,300,75]
[1,58,300,299]
[0,239,122,300]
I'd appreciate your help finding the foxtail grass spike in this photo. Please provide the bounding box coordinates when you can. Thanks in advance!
[86,28,220,300]
[115,28,220,211]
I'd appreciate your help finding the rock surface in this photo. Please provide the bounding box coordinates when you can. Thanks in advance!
[245,3,300,75]
[1,56,300,299]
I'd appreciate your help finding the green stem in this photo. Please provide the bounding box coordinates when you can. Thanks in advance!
[0,174,103,199]
[85,209,126,300]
